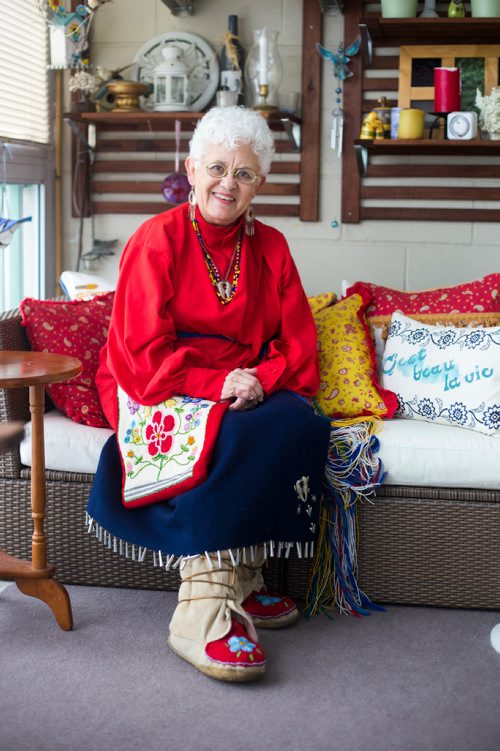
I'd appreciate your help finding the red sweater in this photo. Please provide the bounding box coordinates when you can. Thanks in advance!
[96,204,320,429]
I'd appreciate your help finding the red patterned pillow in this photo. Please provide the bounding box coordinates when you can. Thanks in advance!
[20,294,114,428]
[346,274,500,317]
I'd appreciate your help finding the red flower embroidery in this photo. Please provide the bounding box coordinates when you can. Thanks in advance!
[145,411,175,456]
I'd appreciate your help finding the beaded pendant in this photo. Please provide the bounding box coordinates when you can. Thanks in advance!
[191,218,243,305]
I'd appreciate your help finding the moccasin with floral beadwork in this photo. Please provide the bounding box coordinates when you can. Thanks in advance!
[203,620,266,681]
[242,589,300,628]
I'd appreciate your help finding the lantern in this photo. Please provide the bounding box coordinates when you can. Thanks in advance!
[244,28,283,110]
[153,46,191,111]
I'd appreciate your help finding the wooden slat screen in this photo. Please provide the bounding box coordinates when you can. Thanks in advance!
[86,115,302,217]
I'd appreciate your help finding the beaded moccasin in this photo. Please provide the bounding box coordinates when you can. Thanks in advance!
[242,589,300,628]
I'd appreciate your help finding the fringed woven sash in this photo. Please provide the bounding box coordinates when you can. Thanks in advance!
[304,415,387,618]
[116,388,228,508]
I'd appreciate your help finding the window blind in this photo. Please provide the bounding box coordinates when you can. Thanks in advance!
[0,0,50,144]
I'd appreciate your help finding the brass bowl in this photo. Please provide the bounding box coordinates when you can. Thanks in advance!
[105,81,151,111]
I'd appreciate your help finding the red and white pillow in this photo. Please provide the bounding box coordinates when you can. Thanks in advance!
[20,294,114,428]
[345,274,500,318]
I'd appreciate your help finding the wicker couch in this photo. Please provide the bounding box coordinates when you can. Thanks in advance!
[1,306,499,610]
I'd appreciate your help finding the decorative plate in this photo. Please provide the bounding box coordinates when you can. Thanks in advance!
[132,31,220,112]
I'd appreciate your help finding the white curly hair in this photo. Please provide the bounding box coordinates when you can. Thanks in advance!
[189,106,275,175]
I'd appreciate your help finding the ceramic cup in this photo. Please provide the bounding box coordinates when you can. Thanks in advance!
[471,0,500,16]
[216,90,239,107]
[381,0,418,17]
[398,108,425,139]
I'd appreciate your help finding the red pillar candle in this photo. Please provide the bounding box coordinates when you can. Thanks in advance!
[434,67,461,113]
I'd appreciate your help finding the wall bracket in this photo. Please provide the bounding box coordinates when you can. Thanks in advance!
[160,0,194,16]
[318,0,344,13]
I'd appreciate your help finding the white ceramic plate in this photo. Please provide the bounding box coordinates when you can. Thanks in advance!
[132,31,219,112]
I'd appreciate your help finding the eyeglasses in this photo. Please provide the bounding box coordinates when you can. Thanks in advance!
[198,160,261,185]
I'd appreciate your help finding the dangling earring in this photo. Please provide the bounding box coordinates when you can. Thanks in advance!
[245,205,255,236]
[189,189,197,221]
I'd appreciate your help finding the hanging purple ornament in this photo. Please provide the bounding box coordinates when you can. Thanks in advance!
[161,119,191,205]
[161,172,191,204]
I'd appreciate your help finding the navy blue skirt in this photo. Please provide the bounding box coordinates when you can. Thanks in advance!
[87,391,331,557]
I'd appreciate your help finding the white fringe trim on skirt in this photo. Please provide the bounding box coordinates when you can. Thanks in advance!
[85,512,314,571]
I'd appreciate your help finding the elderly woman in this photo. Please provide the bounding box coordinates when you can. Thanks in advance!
[88,106,330,682]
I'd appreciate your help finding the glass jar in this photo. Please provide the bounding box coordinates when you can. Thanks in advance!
[244,29,283,109]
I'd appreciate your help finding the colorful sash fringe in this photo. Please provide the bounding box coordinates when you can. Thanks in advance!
[305,415,386,618]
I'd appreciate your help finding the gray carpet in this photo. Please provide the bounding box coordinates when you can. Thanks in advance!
[0,583,499,751]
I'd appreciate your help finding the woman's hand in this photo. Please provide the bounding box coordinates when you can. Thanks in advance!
[221,368,264,411]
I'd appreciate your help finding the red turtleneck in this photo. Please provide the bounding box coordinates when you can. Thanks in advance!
[96,204,320,428]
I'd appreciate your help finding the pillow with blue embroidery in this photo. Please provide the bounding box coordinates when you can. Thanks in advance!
[381,312,500,436]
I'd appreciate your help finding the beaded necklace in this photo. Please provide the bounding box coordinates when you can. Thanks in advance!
[191,217,243,305]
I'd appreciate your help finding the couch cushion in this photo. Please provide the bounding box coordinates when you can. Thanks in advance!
[377,418,500,490]
[19,409,500,491]
[20,409,113,475]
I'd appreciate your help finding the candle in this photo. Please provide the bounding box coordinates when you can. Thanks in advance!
[434,67,461,114]
[258,29,268,86]
[398,108,425,139]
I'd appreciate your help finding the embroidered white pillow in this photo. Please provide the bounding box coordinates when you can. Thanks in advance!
[381,312,500,436]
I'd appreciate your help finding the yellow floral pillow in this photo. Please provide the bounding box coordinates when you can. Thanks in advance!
[308,291,337,316]
[314,292,398,419]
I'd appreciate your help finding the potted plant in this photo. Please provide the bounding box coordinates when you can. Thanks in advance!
[475,87,500,138]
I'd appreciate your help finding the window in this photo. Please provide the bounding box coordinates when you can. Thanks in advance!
[0,0,54,312]
[0,0,50,144]
[0,148,54,312]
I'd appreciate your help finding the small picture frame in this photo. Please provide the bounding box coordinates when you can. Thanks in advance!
[398,44,500,113]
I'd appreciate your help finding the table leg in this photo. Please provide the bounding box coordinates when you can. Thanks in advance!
[30,384,48,570]
[27,384,73,630]
[15,578,73,631]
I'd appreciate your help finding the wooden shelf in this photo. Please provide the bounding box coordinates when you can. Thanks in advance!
[361,16,500,45]
[66,110,301,130]
[355,137,500,153]
[354,138,500,173]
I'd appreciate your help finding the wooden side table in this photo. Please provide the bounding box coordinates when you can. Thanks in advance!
[0,351,82,630]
